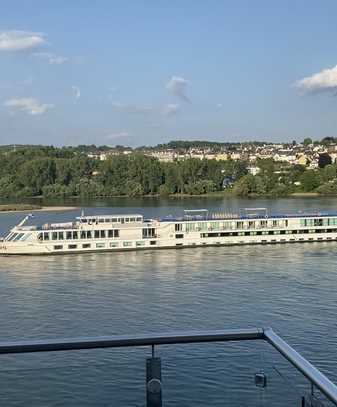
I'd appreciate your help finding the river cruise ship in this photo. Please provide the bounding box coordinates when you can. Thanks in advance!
[1,208,337,255]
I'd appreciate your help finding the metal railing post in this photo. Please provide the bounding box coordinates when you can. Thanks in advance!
[146,345,162,407]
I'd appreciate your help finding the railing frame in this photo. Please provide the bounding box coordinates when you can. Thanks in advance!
[0,327,336,405]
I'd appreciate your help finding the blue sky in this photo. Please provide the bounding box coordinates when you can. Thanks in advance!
[1,1,337,146]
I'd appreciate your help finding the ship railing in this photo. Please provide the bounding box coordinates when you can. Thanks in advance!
[0,327,336,406]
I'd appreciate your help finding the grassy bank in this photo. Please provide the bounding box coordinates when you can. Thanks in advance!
[0,204,78,213]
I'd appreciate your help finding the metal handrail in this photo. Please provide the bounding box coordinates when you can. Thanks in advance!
[0,327,336,405]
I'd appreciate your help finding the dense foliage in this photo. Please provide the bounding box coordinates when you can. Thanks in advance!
[0,147,336,198]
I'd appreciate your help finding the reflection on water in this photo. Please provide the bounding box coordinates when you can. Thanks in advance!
[0,197,337,405]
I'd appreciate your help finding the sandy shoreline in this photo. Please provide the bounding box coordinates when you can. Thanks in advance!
[0,206,79,214]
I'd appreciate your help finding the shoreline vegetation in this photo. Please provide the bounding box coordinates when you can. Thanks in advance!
[1,145,337,201]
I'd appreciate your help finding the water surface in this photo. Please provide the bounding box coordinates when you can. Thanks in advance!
[0,197,336,406]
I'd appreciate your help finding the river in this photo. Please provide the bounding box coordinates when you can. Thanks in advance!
[0,196,337,406]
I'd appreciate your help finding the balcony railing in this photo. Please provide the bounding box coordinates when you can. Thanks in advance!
[0,327,336,406]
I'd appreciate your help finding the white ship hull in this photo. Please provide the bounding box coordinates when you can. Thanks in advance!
[1,209,337,255]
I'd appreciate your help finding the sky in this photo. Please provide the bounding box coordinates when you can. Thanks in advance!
[1,0,337,147]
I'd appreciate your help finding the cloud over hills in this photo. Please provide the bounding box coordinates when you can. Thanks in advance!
[296,65,337,94]
[166,76,190,102]
[0,31,45,51]
[4,97,54,115]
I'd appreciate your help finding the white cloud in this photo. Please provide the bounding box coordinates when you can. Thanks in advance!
[0,31,45,51]
[296,65,337,94]
[33,52,68,64]
[71,86,81,101]
[4,97,54,115]
[162,103,180,116]
[112,102,153,115]
[166,76,190,102]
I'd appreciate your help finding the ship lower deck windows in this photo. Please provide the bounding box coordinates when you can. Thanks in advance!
[150,240,156,245]
[175,234,184,239]
[123,242,132,247]
[82,243,91,249]
[96,243,105,248]
[68,244,77,249]
[53,245,63,250]
[136,241,145,246]
[175,223,183,232]
[110,242,119,248]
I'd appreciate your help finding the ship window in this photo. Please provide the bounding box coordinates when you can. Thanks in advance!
[272,220,278,227]
[175,224,183,232]
[20,233,32,241]
[105,218,110,223]
[136,241,145,246]
[285,220,288,227]
[86,231,92,239]
[175,234,184,239]
[43,232,49,241]
[96,243,105,248]
[111,218,117,223]
[108,230,114,238]
[52,232,58,240]
[73,231,78,239]
[260,220,267,228]
[68,244,77,249]
[123,242,132,247]
[130,218,136,222]
[125,218,130,223]
[143,228,156,238]
[114,230,119,238]
[58,232,64,240]
[248,221,255,228]
[66,231,72,240]
[150,241,156,245]
[82,243,91,249]
[37,233,43,241]
[110,242,119,247]
[100,230,106,238]
[54,245,63,250]
[99,219,104,223]
[137,217,142,222]
[236,221,244,229]
[80,231,86,239]
[314,219,323,226]
[13,233,25,241]
[81,219,87,223]
[94,230,100,238]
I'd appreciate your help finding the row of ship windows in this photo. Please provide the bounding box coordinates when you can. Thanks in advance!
[38,230,120,241]
[178,220,289,232]
[300,218,337,227]
[81,217,142,224]
[199,229,337,238]
[53,240,157,250]
[178,218,337,232]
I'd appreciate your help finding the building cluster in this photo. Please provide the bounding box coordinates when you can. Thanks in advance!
[87,142,337,169]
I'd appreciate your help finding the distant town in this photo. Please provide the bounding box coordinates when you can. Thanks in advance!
[84,137,337,170]
[1,137,337,199]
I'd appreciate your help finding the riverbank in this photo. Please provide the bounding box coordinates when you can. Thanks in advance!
[0,204,78,213]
